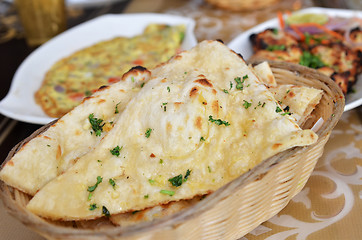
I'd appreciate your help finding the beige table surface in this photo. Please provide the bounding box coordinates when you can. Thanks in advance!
[1,0,361,239]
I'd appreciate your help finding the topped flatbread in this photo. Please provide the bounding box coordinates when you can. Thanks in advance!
[0,67,151,195]
[23,40,318,221]
[35,24,185,118]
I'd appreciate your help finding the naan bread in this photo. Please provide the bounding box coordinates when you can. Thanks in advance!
[268,84,323,125]
[25,40,318,220]
[251,61,323,125]
[0,67,151,195]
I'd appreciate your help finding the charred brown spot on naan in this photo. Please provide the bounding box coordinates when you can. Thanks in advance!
[212,100,220,115]
[195,78,213,87]
[122,66,150,80]
[194,116,203,130]
[174,102,184,110]
[189,87,199,98]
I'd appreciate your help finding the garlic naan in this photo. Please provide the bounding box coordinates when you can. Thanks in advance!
[25,40,318,220]
[0,67,151,195]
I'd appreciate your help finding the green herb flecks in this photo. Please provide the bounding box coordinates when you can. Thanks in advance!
[102,206,110,217]
[145,128,152,138]
[200,136,205,141]
[109,178,116,189]
[160,189,175,196]
[110,145,122,157]
[208,115,230,126]
[168,169,192,187]
[234,77,245,90]
[144,194,149,199]
[89,203,97,211]
[114,102,121,114]
[168,174,183,187]
[167,86,170,92]
[184,169,191,182]
[88,176,103,192]
[280,106,292,115]
[223,89,229,94]
[243,100,252,109]
[266,45,286,51]
[299,51,325,69]
[88,113,105,136]
[276,106,282,113]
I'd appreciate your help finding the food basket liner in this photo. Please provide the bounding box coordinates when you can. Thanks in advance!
[0,61,344,240]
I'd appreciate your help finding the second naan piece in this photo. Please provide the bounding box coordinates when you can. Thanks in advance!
[0,67,151,195]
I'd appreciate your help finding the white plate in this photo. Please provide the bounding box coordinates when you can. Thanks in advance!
[228,7,362,112]
[0,13,197,125]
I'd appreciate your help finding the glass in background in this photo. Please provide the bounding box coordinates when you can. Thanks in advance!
[14,0,67,47]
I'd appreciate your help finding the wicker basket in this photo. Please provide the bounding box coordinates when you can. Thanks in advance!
[205,0,281,11]
[0,61,344,240]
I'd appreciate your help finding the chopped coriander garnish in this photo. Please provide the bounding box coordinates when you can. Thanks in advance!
[89,203,97,211]
[266,45,286,51]
[88,193,93,200]
[88,176,103,192]
[144,194,149,199]
[272,28,279,35]
[168,174,183,187]
[208,115,230,126]
[243,100,252,109]
[97,159,102,162]
[47,144,51,147]
[145,128,152,138]
[102,206,110,217]
[148,179,155,185]
[114,102,121,114]
[159,159,164,164]
[88,113,105,136]
[229,81,233,90]
[109,178,116,189]
[167,86,170,92]
[184,169,191,182]
[200,136,205,141]
[223,89,229,94]
[243,74,249,80]
[162,102,168,112]
[131,76,135,82]
[160,189,175,196]
[299,51,325,69]
[276,106,282,113]
[234,77,246,90]
[140,82,145,88]
[110,145,122,157]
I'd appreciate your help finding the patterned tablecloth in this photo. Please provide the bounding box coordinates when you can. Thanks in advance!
[0,0,361,239]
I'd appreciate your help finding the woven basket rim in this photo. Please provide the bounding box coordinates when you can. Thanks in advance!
[0,61,345,238]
